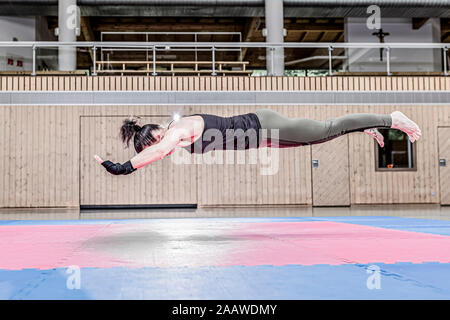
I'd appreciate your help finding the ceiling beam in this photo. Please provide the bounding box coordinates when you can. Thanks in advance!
[316,31,326,42]
[80,16,95,62]
[331,32,344,42]
[240,17,260,61]
[441,19,450,32]
[298,31,308,42]
[412,17,429,30]
[442,31,450,42]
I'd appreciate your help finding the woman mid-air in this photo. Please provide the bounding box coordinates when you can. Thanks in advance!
[95,109,421,175]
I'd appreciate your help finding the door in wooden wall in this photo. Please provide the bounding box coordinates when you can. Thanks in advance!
[311,135,350,206]
[79,115,197,206]
[438,127,450,205]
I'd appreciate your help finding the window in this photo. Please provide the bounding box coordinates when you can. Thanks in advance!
[375,129,417,171]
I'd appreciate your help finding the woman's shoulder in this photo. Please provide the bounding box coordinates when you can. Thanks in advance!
[169,114,205,132]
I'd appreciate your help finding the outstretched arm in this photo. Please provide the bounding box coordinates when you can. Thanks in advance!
[95,128,183,175]
[129,129,181,169]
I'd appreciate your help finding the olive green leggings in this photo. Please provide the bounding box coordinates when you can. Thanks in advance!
[254,108,392,147]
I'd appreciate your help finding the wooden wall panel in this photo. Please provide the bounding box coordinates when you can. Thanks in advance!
[0,75,449,207]
[438,127,450,205]
[0,105,80,207]
[78,106,198,206]
[0,103,448,207]
[3,76,450,92]
[348,105,446,204]
[312,135,350,206]
[193,105,312,206]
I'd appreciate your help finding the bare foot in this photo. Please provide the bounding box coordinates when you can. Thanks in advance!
[364,128,384,147]
[390,111,422,143]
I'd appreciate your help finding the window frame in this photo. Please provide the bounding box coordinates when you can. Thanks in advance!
[374,130,418,172]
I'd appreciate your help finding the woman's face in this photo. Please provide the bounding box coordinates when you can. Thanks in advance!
[153,128,165,143]
[139,127,166,152]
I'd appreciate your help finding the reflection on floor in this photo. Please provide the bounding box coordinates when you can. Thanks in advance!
[0,204,449,221]
[0,206,449,299]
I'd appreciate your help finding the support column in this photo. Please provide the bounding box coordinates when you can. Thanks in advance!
[265,0,284,76]
[58,0,78,71]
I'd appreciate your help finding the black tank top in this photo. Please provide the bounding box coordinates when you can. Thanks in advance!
[182,113,262,154]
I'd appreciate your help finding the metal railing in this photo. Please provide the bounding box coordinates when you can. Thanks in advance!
[0,41,448,76]
[100,31,243,62]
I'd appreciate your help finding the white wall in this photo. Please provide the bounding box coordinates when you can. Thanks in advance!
[0,16,36,72]
[345,18,441,72]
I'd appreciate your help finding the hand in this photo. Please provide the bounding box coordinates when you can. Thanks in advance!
[94,155,104,164]
[94,155,136,175]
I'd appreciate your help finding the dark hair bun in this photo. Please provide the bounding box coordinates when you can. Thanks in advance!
[120,117,141,148]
